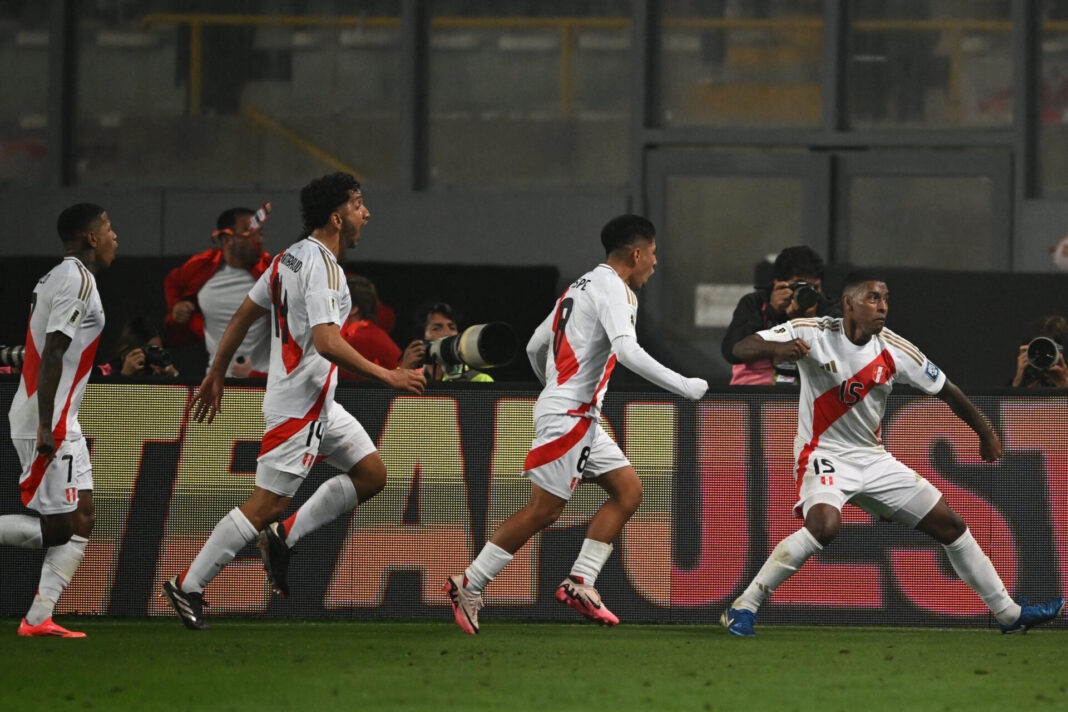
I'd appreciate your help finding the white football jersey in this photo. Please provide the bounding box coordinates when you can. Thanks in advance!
[248,237,350,420]
[533,263,638,420]
[8,257,106,441]
[759,317,946,454]
[200,264,271,375]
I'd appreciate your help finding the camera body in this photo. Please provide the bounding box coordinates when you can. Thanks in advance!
[787,281,820,311]
[143,344,173,369]
[1026,336,1064,371]
[0,345,25,368]
[423,322,517,371]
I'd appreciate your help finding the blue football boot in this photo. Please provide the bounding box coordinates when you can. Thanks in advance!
[720,607,756,637]
[999,597,1065,635]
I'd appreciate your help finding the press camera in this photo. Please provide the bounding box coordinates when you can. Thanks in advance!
[424,322,517,370]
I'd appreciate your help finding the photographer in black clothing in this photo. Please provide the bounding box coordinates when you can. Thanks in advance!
[97,315,180,379]
[1011,315,1068,388]
[721,246,839,386]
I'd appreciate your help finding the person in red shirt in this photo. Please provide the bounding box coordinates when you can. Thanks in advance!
[163,207,272,376]
[339,274,420,380]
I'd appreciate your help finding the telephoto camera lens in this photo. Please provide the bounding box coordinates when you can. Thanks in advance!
[0,345,25,368]
[1026,336,1063,371]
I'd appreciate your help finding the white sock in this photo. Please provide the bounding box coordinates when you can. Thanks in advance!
[464,542,513,595]
[943,528,1021,625]
[570,538,613,587]
[182,507,259,594]
[284,475,358,547]
[733,528,823,614]
[26,534,88,625]
[0,514,43,548]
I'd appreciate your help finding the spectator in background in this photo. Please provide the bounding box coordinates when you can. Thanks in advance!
[97,316,180,379]
[721,246,839,385]
[415,301,493,383]
[164,206,272,377]
[1011,315,1068,388]
[338,274,415,380]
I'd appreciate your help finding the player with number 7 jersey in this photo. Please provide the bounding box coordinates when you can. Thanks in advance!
[443,215,708,635]
[162,174,424,630]
[2,204,118,638]
[720,271,1063,637]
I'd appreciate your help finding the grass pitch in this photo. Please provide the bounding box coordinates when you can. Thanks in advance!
[1,618,1064,711]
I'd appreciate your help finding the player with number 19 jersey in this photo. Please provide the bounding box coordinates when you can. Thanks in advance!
[759,316,946,455]
[247,236,350,422]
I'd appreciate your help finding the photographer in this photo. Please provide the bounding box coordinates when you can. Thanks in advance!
[1011,315,1068,388]
[412,302,494,383]
[97,316,180,379]
[721,245,839,385]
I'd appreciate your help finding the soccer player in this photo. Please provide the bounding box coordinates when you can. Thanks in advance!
[1,204,118,637]
[720,271,1064,636]
[444,215,708,634]
[162,173,424,629]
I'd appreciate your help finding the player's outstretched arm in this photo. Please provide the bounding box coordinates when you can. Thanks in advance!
[190,298,269,424]
[732,333,810,364]
[312,323,425,394]
[935,379,1003,463]
[35,331,72,459]
[612,334,707,400]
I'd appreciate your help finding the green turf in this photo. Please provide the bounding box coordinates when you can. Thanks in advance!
[1,618,1064,711]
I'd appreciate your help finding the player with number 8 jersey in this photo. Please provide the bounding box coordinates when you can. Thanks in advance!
[443,215,708,635]
[1,204,118,637]
[162,174,424,630]
[719,271,1064,637]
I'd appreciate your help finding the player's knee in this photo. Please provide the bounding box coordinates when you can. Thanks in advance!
[804,519,839,547]
[616,481,642,516]
[74,508,96,538]
[531,500,566,529]
[351,458,387,502]
[943,513,968,543]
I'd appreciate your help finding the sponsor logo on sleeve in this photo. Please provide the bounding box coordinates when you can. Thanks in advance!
[772,326,787,334]
[925,360,940,380]
[66,306,83,327]
[329,295,339,318]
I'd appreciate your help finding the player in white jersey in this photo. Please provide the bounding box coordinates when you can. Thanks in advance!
[1,203,118,637]
[162,173,424,630]
[720,271,1064,637]
[444,215,708,634]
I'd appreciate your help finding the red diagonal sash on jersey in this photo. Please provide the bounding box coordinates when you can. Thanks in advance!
[524,416,594,472]
[552,294,579,385]
[526,355,616,471]
[258,364,336,458]
[21,328,40,397]
[793,348,897,500]
[21,333,100,505]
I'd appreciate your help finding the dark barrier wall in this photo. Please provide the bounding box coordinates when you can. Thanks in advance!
[1,382,1065,628]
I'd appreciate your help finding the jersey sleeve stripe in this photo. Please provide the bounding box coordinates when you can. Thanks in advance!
[76,265,89,301]
[318,248,339,290]
[881,331,924,365]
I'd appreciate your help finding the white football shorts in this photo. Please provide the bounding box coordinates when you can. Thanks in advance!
[793,440,941,527]
[523,413,630,501]
[14,437,93,515]
[256,401,376,497]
